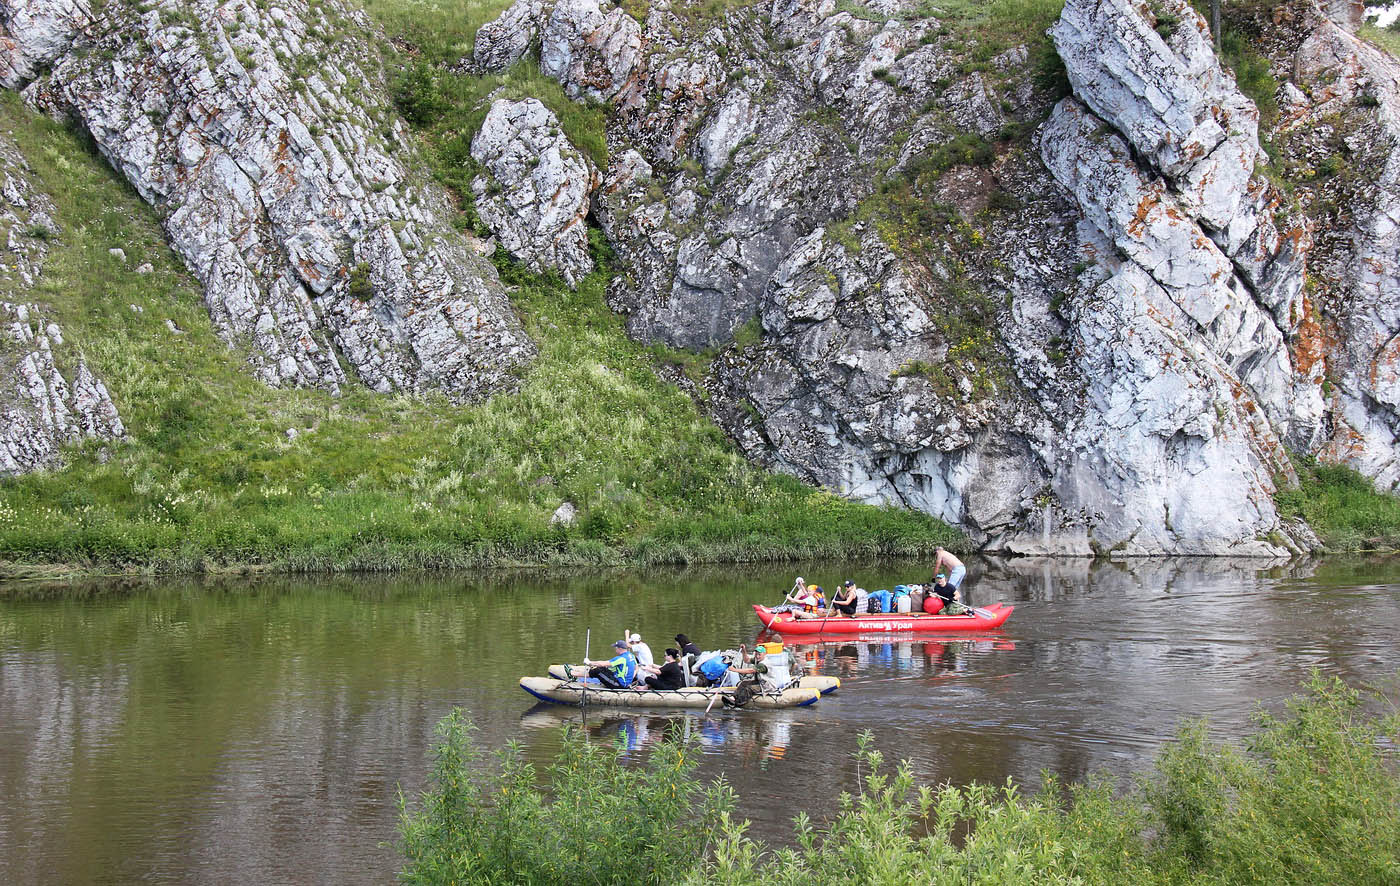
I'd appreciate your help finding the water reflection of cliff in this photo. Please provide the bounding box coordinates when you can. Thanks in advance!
[2,557,1399,883]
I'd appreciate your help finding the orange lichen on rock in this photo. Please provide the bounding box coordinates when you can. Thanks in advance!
[1291,294,1326,377]
[1126,193,1156,237]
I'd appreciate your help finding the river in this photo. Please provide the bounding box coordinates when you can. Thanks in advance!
[2,556,1398,884]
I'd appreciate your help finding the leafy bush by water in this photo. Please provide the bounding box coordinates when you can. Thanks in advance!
[398,712,735,885]
[1276,456,1400,551]
[400,674,1400,885]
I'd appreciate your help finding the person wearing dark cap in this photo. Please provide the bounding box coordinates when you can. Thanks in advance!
[578,639,637,689]
[830,579,862,616]
[674,634,701,658]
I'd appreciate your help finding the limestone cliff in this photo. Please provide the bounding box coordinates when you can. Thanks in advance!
[3,0,1397,555]
[0,0,534,400]
[471,0,1396,554]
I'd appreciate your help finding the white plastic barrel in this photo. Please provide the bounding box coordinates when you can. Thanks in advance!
[759,641,791,686]
[895,594,912,613]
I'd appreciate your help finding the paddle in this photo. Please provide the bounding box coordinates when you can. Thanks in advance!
[935,590,995,620]
[579,628,590,709]
[703,648,739,715]
[704,676,722,715]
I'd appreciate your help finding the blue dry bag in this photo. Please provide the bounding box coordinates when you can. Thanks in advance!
[698,656,729,682]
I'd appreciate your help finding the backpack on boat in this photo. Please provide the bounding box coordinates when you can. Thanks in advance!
[696,653,729,684]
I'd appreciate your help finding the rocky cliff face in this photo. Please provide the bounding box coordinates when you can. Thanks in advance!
[1242,0,1400,490]
[3,0,1395,554]
[0,132,123,475]
[470,0,1396,554]
[0,0,534,401]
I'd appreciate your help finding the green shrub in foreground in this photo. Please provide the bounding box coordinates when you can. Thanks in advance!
[402,674,1400,885]
[398,712,734,885]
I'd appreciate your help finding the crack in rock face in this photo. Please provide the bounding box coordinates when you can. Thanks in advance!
[1,0,534,402]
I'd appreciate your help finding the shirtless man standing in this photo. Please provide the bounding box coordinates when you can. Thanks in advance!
[932,546,967,602]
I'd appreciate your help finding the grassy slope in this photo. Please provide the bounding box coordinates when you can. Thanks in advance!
[1276,458,1400,552]
[0,72,957,576]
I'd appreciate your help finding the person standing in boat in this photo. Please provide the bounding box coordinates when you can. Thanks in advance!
[933,546,968,603]
[578,640,637,689]
[644,648,686,690]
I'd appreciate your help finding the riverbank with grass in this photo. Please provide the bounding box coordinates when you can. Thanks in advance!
[1276,457,1400,553]
[399,673,1400,885]
[0,91,961,581]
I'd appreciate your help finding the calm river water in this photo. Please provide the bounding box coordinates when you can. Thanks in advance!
[2,556,1399,884]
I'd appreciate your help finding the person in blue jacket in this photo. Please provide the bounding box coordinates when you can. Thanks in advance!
[582,640,637,688]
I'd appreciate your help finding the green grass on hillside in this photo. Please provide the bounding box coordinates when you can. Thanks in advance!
[364,0,607,207]
[1276,456,1400,552]
[1360,21,1400,58]
[0,90,958,576]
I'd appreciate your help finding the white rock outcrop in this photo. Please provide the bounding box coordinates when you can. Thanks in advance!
[0,0,90,89]
[474,0,1356,554]
[1271,3,1400,489]
[539,0,642,103]
[472,0,546,72]
[0,130,124,475]
[2,302,124,475]
[1,0,534,402]
[471,98,598,286]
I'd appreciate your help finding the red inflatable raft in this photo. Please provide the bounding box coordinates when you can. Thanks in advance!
[753,602,1014,634]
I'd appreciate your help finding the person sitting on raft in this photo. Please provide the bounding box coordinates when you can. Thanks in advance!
[830,580,862,616]
[722,645,770,707]
[776,577,815,613]
[627,633,654,669]
[568,640,637,688]
[674,633,701,658]
[792,585,830,618]
[930,572,969,615]
[644,648,686,690]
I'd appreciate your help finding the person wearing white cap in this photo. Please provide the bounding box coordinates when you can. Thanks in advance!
[626,632,654,669]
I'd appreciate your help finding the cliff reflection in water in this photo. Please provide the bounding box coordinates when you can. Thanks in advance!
[1,556,1398,886]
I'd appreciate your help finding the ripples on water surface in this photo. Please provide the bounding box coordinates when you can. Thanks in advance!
[2,556,1398,884]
